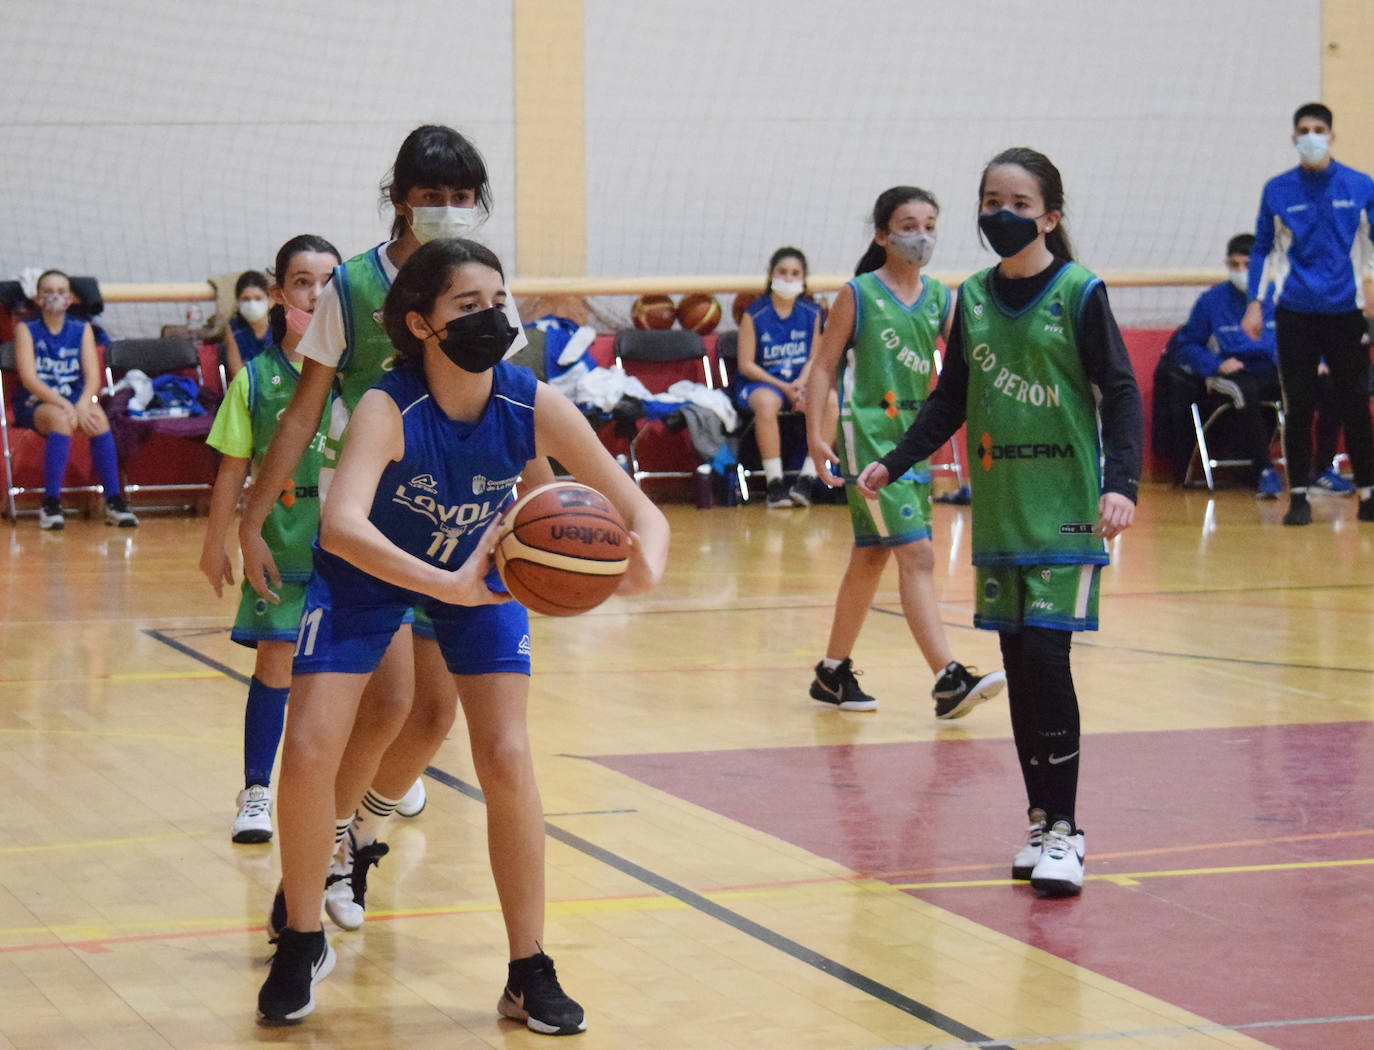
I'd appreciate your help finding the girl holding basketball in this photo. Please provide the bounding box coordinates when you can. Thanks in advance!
[804,186,1004,719]
[857,149,1143,897]
[258,237,668,1032]
[734,247,835,507]
[241,126,524,941]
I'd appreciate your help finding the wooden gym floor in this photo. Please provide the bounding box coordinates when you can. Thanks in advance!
[1,483,1371,1049]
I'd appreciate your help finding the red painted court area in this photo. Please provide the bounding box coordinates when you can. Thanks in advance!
[595,723,1374,1050]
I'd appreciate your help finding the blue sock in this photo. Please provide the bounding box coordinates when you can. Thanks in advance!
[44,432,71,499]
[244,677,290,788]
[90,430,121,498]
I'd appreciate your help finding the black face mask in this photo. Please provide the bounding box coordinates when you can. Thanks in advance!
[978,208,1043,258]
[431,306,517,373]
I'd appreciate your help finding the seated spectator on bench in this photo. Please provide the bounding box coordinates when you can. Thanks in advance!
[1171,233,1283,498]
[224,270,274,378]
[12,269,137,529]
[735,247,835,507]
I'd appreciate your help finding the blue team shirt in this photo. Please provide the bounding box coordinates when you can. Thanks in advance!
[368,360,538,571]
[1248,159,1374,314]
[746,296,819,383]
[229,315,274,366]
[1172,282,1278,378]
[22,317,86,401]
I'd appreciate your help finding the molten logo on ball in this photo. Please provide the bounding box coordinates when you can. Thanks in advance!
[495,482,630,617]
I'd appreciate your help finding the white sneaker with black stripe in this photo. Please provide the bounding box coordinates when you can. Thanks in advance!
[1030,820,1085,897]
[1011,808,1046,880]
[232,784,273,843]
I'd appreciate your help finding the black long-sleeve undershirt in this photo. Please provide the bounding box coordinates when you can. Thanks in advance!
[879,260,1143,504]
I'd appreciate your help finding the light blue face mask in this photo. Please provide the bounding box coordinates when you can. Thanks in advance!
[1295,132,1330,166]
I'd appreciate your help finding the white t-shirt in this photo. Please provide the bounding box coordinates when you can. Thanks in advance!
[297,241,527,370]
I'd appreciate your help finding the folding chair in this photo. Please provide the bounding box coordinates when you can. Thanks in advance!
[715,329,807,504]
[1183,392,1286,490]
[611,329,714,487]
[1,340,102,519]
[103,337,219,507]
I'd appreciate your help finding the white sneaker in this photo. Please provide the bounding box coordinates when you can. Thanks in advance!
[324,831,389,930]
[232,785,274,843]
[1030,820,1085,897]
[38,499,64,530]
[397,777,427,818]
[1011,808,1046,880]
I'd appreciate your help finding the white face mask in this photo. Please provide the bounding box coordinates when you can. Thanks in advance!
[409,205,476,244]
[238,298,270,323]
[1227,269,1248,294]
[887,231,937,267]
[771,278,805,300]
[1295,132,1330,166]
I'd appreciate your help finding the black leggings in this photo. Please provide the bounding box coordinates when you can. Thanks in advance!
[999,627,1080,827]
[1275,308,1373,488]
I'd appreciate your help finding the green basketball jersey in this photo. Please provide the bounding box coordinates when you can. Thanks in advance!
[246,345,333,581]
[958,262,1107,567]
[335,246,396,410]
[835,272,951,479]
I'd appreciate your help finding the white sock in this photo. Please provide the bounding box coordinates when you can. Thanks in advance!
[1360,486,1373,500]
[763,457,783,483]
[352,788,401,847]
[821,657,842,671]
[799,457,817,478]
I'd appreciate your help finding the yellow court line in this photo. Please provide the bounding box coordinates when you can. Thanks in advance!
[0,670,227,686]
[890,854,1374,891]
[0,833,192,856]
[5,854,1369,952]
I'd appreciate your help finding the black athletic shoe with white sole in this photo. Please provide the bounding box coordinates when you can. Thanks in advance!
[257,927,335,1025]
[932,662,1005,719]
[498,950,586,1035]
[809,659,878,711]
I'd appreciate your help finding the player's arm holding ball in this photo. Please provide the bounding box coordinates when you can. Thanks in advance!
[530,384,670,595]
[319,388,508,607]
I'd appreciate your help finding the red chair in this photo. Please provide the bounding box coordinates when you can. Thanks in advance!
[103,337,220,508]
[0,340,101,519]
[609,329,716,488]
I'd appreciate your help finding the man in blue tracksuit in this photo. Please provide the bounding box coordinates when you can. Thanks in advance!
[1243,102,1374,525]
[1173,233,1283,496]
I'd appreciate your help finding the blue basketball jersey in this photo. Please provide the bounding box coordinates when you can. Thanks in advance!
[368,360,538,570]
[229,315,274,366]
[23,317,85,400]
[746,296,819,383]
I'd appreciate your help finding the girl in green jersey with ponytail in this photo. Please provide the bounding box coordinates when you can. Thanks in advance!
[859,148,1144,899]
[805,186,1006,720]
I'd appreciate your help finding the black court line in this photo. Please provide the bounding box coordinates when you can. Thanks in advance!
[144,628,251,685]
[422,767,1013,1050]
[144,628,1012,1048]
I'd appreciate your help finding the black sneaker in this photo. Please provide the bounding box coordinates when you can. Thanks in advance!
[38,498,64,531]
[498,950,586,1035]
[765,478,792,508]
[266,886,288,943]
[257,927,335,1025]
[932,661,1006,719]
[788,476,813,507]
[809,659,878,711]
[104,495,138,527]
[1358,497,1374,523]
[1283,497,1312,526]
